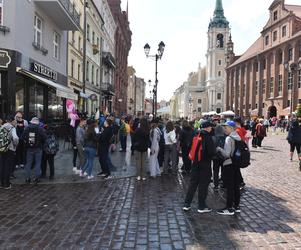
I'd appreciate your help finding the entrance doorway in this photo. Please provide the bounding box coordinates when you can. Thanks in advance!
[268,106,277,118]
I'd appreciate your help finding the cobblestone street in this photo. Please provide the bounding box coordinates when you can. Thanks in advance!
[1,133,301,249]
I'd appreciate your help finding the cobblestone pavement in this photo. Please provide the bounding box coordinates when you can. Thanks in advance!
[1,132,301,249]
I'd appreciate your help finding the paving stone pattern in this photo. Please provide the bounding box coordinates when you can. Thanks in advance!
[0,133,301,249]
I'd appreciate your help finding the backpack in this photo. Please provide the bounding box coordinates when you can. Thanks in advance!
[189,134,203,162]
[44,134,59,154]
[26,127,39,148]
[231,139,251,168]
[0,127,12,153]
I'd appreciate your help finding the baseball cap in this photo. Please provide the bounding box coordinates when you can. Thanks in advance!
[200,120,214,129]
[221,121,236,128]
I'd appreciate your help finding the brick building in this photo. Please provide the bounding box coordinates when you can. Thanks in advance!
[108,0,132,115]
[226,0,301,118]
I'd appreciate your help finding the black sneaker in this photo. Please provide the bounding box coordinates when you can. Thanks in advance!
[217,208,235,216]
[25,178,31,184]
[97,172,106,177]
[33,178,40,184]
[104,174,112,180]
[234,206,241,213]
[182,205,191,211]
[197,207,212,214]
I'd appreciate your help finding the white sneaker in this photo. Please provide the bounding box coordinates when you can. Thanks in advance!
[72,167,77,172]
[87,175,94,180]
[84,172,88,176]
[137,176,141,181]
[79,171,84,177]
[15,165,20,169]
[142,177,146,181]
[75,169,81,175]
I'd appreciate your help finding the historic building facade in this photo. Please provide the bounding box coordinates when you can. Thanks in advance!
[0,0,79,122]
[205,0,230,113]
[226,0,301,118]
[108,0,132,115]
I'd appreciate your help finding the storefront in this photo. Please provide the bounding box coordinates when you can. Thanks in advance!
[0,49,77,124]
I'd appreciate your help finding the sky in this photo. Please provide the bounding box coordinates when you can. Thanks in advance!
[120,0,301,102]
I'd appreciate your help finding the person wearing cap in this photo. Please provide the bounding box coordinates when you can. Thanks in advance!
[216,121,242,215]
[183,120,215,213]
[0,115,19,189]
[21,117,47,184]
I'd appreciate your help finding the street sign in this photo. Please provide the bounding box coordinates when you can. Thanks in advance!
[0,50,11,68]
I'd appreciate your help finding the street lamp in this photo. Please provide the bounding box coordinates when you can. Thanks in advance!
[144,41,166,117]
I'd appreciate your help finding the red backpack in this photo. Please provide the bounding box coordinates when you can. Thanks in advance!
[189,134,203,162]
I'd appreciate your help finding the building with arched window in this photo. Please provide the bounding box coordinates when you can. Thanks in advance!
[225,0,301,118]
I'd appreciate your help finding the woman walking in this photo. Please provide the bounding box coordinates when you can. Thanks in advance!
[149,118,161,178]
[80,120,98,179]
[163,121,177,174]
[132,118,150,181]
[255,119,267,147]
[287,118,301,170]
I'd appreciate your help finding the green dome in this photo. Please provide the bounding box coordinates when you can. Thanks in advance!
[209,0,229,29]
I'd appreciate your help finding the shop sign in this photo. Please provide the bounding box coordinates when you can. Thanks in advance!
[0,50,11,68]
[32,62,58,81]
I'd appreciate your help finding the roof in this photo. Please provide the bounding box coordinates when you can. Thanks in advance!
[228,4,301,68]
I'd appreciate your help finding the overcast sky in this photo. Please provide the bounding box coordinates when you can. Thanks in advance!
[121,0,301,101]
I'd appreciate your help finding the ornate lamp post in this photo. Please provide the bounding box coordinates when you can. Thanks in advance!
[144,41,165,117]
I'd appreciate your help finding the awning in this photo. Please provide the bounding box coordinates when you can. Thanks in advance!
[17,68,78,101]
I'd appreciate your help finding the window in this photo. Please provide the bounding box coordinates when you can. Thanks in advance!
[0,0,4,25]
[91,65,94,84]
[96,68,99,85]
[298,70,301,89]
[198,99,202,104]
[53,32,60,60]
[87,24,90,41]
[270,77,274,93]
[265,35,269,46]
[97,37,100,48]
[217,93,222,100]
[71,59,74,77]
[255,81,258,95]
[34,15,43,47]
[92,31,95,44]
[299,99,301,104]
[288,72,293,90]
[278,74,283,93]
[299,44,301,57]
[273,11,278,21]
[242,84,246,97]
[78,36,81,51]
[255,103,258,109]
[78,64,81,81]
[218,71,221,77]
[288,48,293,61]
[198,107,202,113]
[273,30,277,42]
[71,31,75,43]
[287,100,291,108]
[262,79,266,94]
[262,103,265,109]
[86,61,89,81]
[262,59,266,70]
[218,60,222,66]
[216,108,221,113]
[282,26,287,37]
[255,62,259,72]
[279,51,283,64]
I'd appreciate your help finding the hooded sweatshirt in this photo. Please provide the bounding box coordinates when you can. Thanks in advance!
[2,123,19,152]
[219,130,241,166]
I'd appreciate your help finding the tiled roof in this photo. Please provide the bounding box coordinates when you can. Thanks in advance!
[285,4,301,18]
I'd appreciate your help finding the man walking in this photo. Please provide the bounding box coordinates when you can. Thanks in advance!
[0,115,19,189]
[75,117,87,174]
[21,117,47,184]
[183,120,215,213]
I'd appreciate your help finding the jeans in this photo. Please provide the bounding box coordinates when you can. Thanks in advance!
[213,159,224,187]
[136,151,147,178]
[77,144,85,170]
[0,150,16,187]
[41,153,55,177]
[163,144,177,173]
[120,135,127,152]
[25,148,43,179]
[15,142,25,166]
[184,164,212,208]
[223,164,241,208]
[73,147,78,168]
[81,147,96,176]
[99,149,110,175]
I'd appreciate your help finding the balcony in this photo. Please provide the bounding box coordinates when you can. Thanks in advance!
[101,82,115,96]
[34,0,80,30]
[102,52,116,69]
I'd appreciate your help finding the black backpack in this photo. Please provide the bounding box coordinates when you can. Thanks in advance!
[231,139,251,168]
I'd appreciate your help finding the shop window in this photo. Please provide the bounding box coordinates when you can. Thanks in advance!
[273,30,277,42]
[0,0,3,25]
[265,35,269,46]
[48,88,63,123]
[34,15,43,47]
[29,83,44,119]
[15,76,24,112]
[53,31,60,60]
[282,26,287,37]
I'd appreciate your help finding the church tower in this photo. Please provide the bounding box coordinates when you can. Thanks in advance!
[206,0,230,113]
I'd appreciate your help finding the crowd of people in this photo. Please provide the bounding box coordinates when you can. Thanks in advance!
[1,109,300,215]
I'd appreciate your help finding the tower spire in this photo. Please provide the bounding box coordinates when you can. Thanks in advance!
[209,0,229,29]
[214,0,224,18]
